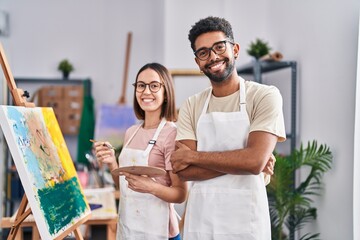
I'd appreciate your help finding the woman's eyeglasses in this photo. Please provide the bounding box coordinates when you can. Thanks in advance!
[132,81,164,93]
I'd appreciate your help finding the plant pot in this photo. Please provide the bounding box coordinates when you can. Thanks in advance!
[63,72,70,79]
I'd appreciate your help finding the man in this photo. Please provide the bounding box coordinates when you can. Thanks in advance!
[170,16,286,240]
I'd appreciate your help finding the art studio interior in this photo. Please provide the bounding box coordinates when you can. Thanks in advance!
[0,1,360,240]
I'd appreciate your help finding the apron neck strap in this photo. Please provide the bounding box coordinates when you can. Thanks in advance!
[123,124,142,148]
[239,77,246,112]
[201,88,212,115]
[143,118,167,156]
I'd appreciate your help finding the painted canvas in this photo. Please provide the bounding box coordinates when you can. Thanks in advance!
[94,104,137,148]
[0,106,91,239]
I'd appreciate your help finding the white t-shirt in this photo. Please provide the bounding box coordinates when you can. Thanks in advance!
[176,79,286,142]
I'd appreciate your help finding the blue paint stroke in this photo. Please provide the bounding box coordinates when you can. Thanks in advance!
[6,107,46,188]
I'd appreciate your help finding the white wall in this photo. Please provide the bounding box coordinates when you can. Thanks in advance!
[0,0,359,239]
[163,0,272,109]
[265,1,359,239]
[0,0,166,158]
[0,0,165,109]
[0,78,5,222]
[354,13,360,240]
[165,1,359,239]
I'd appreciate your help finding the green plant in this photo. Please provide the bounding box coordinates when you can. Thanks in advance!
[267,140,333,240]
[58,59,74,78]
[247,38,272,59]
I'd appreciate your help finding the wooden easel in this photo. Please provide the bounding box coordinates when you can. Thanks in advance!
[0,44,35,108]
[0,42,89,240]
[118,31,132,105]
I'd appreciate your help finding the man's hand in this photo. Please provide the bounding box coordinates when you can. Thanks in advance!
[170,141,192,173]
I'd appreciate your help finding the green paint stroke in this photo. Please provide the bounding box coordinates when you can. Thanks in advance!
[38,177,88,235]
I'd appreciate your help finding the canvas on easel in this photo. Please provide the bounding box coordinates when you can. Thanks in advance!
[0,106,91,239]
[0,41,90,240]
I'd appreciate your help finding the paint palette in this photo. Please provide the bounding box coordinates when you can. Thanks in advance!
[112,166,166,177]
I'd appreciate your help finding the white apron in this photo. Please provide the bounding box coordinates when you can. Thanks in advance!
[183,78,271,240]
[117,118,169,240]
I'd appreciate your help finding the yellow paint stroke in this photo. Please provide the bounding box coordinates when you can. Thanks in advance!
[41,108,77,179]
[26,109,65,187]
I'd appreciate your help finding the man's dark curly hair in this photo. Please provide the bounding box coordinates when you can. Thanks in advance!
[188,16,234,52]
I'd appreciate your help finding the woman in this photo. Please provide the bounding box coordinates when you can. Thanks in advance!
[94,63,187,240]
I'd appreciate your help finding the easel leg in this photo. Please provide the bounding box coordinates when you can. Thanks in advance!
[73,228,84,240]
[107,223,117,240]
[8,195,31,240]
[13,231,22,240]
[32,226,40,240]
[84,225,91,240]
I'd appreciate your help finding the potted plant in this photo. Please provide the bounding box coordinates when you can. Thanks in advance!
[267,140,333,240]
[58,59,74,79]
[247,38,272,60]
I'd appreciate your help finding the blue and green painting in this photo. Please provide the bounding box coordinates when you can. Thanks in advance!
[0,106,91,239]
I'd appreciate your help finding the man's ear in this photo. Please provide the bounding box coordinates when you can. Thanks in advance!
[234,42,240,57]
[195,57,204,72]
[195,57,200,66]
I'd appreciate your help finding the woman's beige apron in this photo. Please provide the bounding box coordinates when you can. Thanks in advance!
[183,78,271,240]
[117,118,169,240]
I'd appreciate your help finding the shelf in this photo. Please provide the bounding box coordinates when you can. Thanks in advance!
[237,60,295,74]
[238,60,297,240]
[14,77,92,95]
[237,60,297,153]
[169,69,204,77]
[14,77,87,83]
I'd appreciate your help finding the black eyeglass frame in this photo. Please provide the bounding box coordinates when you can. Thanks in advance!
[132,81,164,93]
[193,40,235,61]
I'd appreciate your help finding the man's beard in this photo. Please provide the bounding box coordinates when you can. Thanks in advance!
[203,58,235,83]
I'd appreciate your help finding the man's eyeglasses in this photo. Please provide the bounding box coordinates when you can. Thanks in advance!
[194,40,235,61]
[132,81,164,93]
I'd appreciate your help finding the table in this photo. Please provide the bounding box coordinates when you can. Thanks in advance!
[1,187,118,240]
[1,216,117,240]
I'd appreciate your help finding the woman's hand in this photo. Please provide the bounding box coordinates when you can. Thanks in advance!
[121,172,158,194]
[93,141,118,171]
[262,154,276,175]
[121,171,187,204]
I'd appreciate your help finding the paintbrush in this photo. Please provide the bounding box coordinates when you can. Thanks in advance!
[89,139,115,149]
